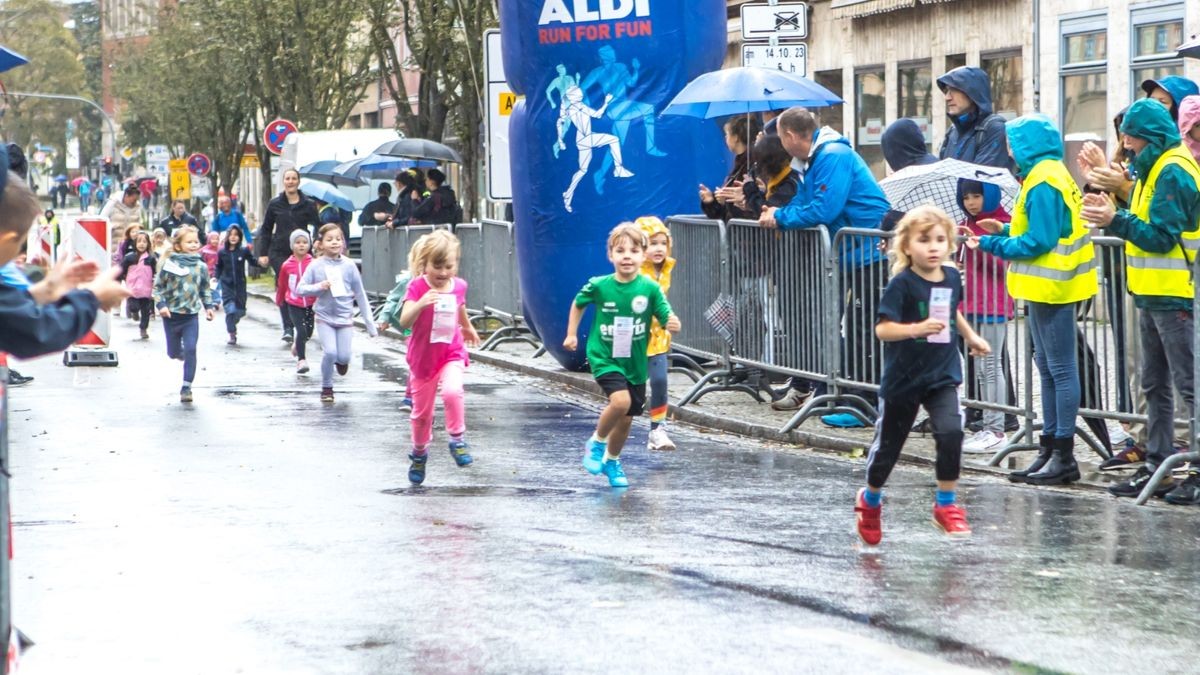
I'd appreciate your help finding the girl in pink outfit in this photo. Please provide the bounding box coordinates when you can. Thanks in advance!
[119,231,158,340]
[397,230,481,485]
[956,179,1014,454]
[200,231,221,306]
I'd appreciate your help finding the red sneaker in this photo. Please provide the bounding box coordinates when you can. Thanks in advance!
[932,503,972,537]
[854,488,882,546]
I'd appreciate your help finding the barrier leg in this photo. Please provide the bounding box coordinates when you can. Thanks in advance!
[1136,451,1199,505]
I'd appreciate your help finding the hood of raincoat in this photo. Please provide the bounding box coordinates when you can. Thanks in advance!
[1120,98,1183,181]
[881,119,937,172]
[636,215,671,253]
[1178,95,1200,163]
[1141,76,1200,119]
[1004,114,1063,178]
[936,66,994,130]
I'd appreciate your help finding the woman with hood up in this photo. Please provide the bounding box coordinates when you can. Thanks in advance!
[1141,76,1200,121]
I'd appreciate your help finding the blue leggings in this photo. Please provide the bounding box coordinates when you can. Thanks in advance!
[1027,301,1080,438]
[163,313,199,384]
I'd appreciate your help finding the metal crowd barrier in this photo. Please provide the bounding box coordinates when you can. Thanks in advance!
[455,223,484,310]
[476,219,539,352]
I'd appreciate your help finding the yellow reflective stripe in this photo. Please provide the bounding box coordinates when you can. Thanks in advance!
[1010,258,1098,281]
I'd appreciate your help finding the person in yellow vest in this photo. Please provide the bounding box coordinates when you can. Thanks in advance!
[1080,98,1200,505]
[638,216,677,451]
[966,113,1098,486]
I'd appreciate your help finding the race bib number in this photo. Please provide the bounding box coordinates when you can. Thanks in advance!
[612,316,634,358]
[161,259,187,276]
[928,287,952,344]
[328,270,350,297]
[431,293,457,344]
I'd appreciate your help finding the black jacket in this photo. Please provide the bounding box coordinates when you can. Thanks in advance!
[160,212,201,237]
[411,185,458,224]
[701,151,755,222]
[256,192,320,264]
[742,170,800,214]
[0,284,99,358]
[215,244,254,306]
[358,197,395,227]
[392,186,423,225]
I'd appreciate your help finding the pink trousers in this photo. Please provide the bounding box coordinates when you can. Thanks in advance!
[410,360,466,449]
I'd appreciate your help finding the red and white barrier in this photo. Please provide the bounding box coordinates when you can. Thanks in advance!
[67,216,114,354]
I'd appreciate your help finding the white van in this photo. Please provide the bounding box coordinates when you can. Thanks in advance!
[279,128,402,258]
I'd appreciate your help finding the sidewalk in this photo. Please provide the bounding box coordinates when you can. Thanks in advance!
[244,283,1140,498]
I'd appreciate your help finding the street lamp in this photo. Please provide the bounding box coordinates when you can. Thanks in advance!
[3,91,118,167]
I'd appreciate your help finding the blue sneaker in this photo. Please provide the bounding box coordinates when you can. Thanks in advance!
[408,453,428,485]
[600,459,629,488]
[821,413,866,428]
[449,440,473,466]
[399,397,413,412]
[582,439,605,474]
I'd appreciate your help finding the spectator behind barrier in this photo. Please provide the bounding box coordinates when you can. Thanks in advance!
[699,116,762,222]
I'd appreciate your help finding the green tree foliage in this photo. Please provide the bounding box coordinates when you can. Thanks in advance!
[69,0,103,170]
[0,0,87,157]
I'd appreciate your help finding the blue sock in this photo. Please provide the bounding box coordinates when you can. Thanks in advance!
[936,489,956,506]
[863,488,882,508]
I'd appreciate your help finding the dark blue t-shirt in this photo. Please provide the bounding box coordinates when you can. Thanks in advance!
[877,266,964,401]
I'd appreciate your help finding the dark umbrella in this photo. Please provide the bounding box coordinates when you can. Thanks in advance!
[373,139,463,164]
[1177,36,1200,59]
[300,159,364,187]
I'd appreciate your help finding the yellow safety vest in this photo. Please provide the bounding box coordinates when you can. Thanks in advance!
[1006,159,1098,304]
[1125,144,1200,299]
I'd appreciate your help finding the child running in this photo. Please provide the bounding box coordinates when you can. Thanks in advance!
[200,231,221,307]
[855,206,991,545]
[376,270,416,411]
[295,224,377,402]
[277,230,315,373]
[565,222,680,488]
[397,230,481,485]
[119,230,157,340]
[152,225,215,403]
[637,216,677,451]
[215,225,254,345]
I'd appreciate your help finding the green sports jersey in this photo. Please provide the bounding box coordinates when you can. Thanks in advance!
[574,273,672,385]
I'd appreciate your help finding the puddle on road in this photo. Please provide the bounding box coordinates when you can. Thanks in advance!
[381,485,579,498]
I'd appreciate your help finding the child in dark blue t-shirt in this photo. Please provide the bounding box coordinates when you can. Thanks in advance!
[855,205,991,546]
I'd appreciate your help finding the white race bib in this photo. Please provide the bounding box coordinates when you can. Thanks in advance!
[161,259,187,276]
[431,293,457,344]
[612,316,634,358]
[928,287,952,344]
[327,270,350,297]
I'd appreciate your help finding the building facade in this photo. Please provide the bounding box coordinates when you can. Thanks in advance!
[724,0,1198,177]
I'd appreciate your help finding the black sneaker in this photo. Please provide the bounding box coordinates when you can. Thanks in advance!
[282,331,294,344]
[7,369,32,387]
[1099,442,1146,472]
[966,416,1021,433]
[1164,470,1200,506]
[911,417,934,434]
[1107,467,1174,499]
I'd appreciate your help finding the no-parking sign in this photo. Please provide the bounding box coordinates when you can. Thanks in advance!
[263,119,297,156]
[187,152,211,176]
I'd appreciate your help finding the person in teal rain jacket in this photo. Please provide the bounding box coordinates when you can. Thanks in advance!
[1080,98,1200,505]
[1140,75,1199,122]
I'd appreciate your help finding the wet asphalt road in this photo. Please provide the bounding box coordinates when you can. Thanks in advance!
[8,297,1200,674]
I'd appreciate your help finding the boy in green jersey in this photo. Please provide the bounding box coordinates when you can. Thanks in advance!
[565,222,681,487]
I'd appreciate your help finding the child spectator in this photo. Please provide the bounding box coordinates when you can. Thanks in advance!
[396,231,481,484]
[956,179,1014,454]
[564,223,680,488]
[855,206,991,545]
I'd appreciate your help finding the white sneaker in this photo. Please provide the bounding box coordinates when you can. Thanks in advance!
[647,427,676,451]
[962,430,1005,454]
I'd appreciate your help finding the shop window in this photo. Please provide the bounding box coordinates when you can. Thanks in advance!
[897,62,932,154]
[814,69,844,135]
[1060,13,1107,139]
[982,51,1023,120]
[855,69,886,178]
[1130,4,1184,99]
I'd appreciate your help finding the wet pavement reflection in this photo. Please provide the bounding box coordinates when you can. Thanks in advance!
[9,304,1200,674]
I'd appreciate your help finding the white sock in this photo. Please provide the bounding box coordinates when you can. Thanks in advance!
[603,451,619,463]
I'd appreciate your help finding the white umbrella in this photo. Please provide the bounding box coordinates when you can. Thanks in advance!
[879,159,1020,216]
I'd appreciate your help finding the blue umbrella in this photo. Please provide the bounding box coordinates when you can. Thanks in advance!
[299,178,355,212]
[334,154,436,182]
[661,66,843,119]
[298,160,362,187]
[0,45,28,74]
[53,174,67,182]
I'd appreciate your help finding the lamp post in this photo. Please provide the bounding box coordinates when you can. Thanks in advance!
[4,91,119,170]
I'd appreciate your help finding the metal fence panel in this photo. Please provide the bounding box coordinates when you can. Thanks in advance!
[454,223,484,310]
[480,219,519,318]
[663,216,727,363]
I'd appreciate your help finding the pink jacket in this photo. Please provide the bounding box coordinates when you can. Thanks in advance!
[1180,95,1200,163]
[959,206,1014,319]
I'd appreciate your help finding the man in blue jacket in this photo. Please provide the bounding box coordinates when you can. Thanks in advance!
[759,107,890,427]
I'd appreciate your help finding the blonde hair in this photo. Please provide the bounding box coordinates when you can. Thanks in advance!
[409,229,461,278]
[607,222,647,251]
[0,172,40,237]
[166,225,200,259]
[889,205,956,276]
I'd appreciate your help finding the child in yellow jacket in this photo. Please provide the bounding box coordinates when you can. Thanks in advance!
[639,216,677,450]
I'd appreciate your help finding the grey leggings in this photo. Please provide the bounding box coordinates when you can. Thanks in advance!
[316,322,354,387]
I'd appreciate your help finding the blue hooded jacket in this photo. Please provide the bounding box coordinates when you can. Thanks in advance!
[773,127,890,267]
[1140,76,1200,120]
[936,67,1014,173]
[977,114,1074,262]
[881,118,936,171]
[1108,98,1200,311]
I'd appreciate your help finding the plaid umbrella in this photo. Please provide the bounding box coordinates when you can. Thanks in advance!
[878,159,1020,218]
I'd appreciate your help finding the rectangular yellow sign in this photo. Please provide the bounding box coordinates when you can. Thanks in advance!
[499,92,517,116]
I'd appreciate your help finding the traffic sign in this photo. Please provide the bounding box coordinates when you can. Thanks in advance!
[168,158,191,200]
[741,2,808,41]
[484,30,513,201]
[187,152,211,176]
[742,42,808,77]
[264,118,297,155]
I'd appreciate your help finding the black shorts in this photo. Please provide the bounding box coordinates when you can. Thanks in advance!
[595,372,647,417]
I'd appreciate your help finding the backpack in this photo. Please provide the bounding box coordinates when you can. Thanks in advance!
[940,113,1017,174]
